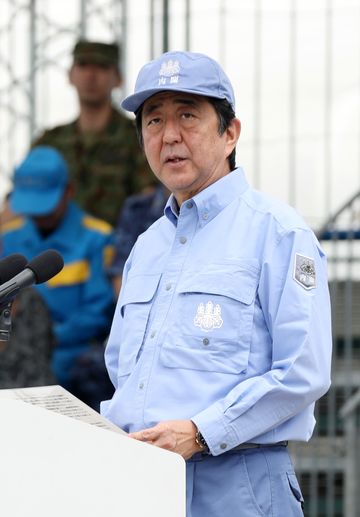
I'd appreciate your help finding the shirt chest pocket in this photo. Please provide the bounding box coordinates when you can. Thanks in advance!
[117,273,160,377]
[161,261,260,374]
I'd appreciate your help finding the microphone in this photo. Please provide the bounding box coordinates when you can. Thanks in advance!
[0,249,64,306]
[0,253,28,284]
[0,254,28,341]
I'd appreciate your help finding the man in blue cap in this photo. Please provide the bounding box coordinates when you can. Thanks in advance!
[101,51,332,516]
[1,146,115,405]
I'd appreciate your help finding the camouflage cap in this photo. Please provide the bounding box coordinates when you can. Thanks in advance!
[73,40,120,67]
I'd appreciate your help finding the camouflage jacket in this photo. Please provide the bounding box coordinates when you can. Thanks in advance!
[32,108,154,226]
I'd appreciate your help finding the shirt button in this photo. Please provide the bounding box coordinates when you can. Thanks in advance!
[203,338,209,346]
[139,383,144,390]
[202,212,209,220]
[220,443,228,450]
[150,330,156,338]
[180,236,187,244]
[186,201,193,209]
[165,283,172,291]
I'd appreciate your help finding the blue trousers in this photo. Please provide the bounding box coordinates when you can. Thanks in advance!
[186,446,304,517]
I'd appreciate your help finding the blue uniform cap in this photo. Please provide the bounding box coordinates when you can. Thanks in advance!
[121,50,235,113]
[11,146,69,216]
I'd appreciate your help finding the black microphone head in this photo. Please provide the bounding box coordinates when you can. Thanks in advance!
[27,249,64,284]
[0,253,28,283]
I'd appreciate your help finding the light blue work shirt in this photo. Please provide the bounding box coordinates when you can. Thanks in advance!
[102,167,332,457]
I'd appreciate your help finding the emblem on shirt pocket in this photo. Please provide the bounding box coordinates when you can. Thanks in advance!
[194,301,223,332]
[293,253,316,290]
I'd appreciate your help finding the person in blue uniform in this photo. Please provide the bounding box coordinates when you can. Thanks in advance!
[1,146,115,392]
[108,183,169,295]
[101,51,332,517]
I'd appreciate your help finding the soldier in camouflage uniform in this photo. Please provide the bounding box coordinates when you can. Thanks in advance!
[32,40,154,226]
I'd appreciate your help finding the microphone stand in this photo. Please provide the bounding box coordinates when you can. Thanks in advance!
[0,302,13,341]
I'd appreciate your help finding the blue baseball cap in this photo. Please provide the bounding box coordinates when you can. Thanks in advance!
[11,146,69,216]
[121,50,235,113]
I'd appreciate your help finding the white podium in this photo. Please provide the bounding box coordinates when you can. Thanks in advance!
[0,399,186,517]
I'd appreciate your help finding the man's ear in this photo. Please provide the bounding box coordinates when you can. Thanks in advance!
[65,183,75,200]
[225,117,241,153]
[68,65,75,86]
[113,68,123,89]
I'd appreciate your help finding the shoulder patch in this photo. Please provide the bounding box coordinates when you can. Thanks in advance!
[82,215,112,235]
[1,216,25,233]
[293,253,316,290]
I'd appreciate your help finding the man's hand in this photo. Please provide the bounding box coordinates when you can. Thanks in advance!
[129,420,204,460]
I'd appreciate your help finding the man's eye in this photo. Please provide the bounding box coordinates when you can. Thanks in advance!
[181,112,195,119]
[147,118,161,126]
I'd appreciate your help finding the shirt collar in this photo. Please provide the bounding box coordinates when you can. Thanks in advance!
[50,202,83,248]
[164,167,249,228]
[164,195,180,225]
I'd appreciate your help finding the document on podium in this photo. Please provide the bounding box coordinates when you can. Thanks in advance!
[0,384,127,436]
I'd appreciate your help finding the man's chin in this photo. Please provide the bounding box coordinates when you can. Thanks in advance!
[79,96,108,108]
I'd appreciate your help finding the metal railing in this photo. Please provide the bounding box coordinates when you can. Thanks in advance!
[289,190,360,516]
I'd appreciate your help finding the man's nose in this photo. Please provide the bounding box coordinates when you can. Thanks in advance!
[162,119,181,144]
[83,64,99,77]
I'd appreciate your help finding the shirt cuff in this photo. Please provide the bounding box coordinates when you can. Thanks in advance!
[191,404,240,456]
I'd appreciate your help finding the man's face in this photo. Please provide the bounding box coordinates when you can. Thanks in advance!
[141,92,239,205]
[69,62,121,107]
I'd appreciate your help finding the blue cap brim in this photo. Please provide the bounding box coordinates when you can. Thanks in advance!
[10,187,64,216]
[122,86,229,113]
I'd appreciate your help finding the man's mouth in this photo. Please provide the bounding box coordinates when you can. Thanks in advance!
[165,156,186,164]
